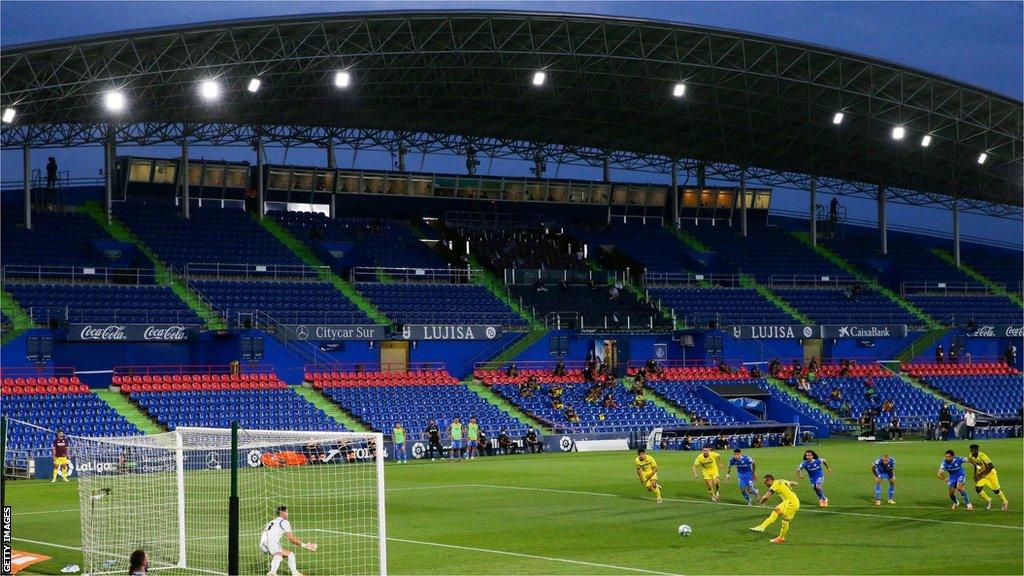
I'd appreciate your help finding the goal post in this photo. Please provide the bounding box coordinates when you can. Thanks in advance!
[71,424,386,575]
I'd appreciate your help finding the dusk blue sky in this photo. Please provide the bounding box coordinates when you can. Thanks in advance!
[1,1,1021,245]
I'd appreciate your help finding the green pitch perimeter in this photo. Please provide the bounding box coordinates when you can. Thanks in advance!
[7,438,1022,575]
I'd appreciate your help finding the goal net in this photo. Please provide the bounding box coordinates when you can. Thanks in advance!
[72,426,386,575]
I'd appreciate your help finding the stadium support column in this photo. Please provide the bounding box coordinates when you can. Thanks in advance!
[739,170,748,237]
[877,184,887,255]
[181,138,190,219]
[602,155,610,182]
[670,159,679,229]
[952,199,961,267]
[696,162,706,189]
[809,177,817,247]
[22,143,31,230]
[256,139,265,219]
[327,140,336,169]
[105,128,116,225]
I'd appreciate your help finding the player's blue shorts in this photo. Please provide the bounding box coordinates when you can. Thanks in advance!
[467,440,478,447]
[946,473,966,488]
[737,474,754,489]
[876,472,893,481]
[808,473,825,487]
[451,440,463,449]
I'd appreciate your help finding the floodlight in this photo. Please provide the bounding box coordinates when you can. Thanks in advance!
[672,83,686,98]
[2,107,15,123]
[890,126,905,141]
[334,71,352,88]
[104,91,126,113]
[532,71,546,86]
[199,80,221,101]
[247,78,262,93]
[977,152,987,165]
[832,112,845,125]
[920,134,932,147]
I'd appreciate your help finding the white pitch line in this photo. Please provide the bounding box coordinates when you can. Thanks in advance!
[312,529,684,576]
[460,483,1024,531]
[11,508,80,516]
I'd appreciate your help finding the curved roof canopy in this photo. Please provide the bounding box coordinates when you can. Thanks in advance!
[1,10,1021,214]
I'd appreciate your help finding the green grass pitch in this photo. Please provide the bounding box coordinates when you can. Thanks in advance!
[7,438,1022,575]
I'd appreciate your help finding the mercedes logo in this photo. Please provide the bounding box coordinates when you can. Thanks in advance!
[295,325,309,340]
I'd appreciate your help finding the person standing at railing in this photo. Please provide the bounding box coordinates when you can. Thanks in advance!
[46,157,58,188]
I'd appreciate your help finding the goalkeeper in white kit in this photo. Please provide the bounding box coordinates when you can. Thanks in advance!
[260,505,317,576]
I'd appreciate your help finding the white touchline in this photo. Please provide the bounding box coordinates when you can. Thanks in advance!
[11,508,80,516]
[312,529,684,576]
[460,484,1024,532]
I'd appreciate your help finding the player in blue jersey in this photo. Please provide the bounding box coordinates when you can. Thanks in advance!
[871,454,896,506]
[796,450,832,507]
[726,448,760,505]
[938,449,973,510]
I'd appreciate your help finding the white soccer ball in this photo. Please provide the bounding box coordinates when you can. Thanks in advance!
[678,524,692,537]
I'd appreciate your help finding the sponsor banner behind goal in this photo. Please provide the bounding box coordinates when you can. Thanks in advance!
[397,324,503,340]
[729,324,907,340]
[67,324,200,342]
[282,324,386,341]
[819,324,908,339]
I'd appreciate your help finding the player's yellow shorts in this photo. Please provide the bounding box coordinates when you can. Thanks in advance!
[775,500,800,521]
[702,469,719,481]
[977,470,1001,491]
[643,473,659,488]
[53,457,69,466]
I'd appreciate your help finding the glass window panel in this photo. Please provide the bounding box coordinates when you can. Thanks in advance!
[591,184,610,204]
[203,165,225,188]
[187,163,203,186]
[152,162,176,184]
[292,171,313,191]
[716,190,733,209]
[549,184,567,203]
[526,183,547,201]
[611,186,629,206]
[267,170,290,190]
[646,188,666,206]
[128,159,152,183]
[226,167,248,188]
[505,182,524,201]
[682,189,699,208]
[699,189,714,209]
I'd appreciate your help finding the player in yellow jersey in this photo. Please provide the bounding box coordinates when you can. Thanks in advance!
[634,448,663,503]
[750,474,800,544]
[969,444,1009,511]
[692,446,723,501]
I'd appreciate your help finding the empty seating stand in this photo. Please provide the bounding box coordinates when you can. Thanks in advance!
[903,363,1022,418]
[5,283,200,324]
[191,280,371,324]
[310,370,529,438]
[648,287,793,327]
[773,288,918,325]
[122,372,344,431]
[115,204,302,268]
[358,283,525,326]
[904,294,1021,326]
[1,376,141,455]
[273,212,447,269]
[1,210,123,268]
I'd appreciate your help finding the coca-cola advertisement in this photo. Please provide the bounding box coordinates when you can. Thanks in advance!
[67,324,199,342]
[964,325,1024,338]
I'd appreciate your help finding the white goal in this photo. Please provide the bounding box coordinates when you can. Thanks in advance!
[72,426,386,575]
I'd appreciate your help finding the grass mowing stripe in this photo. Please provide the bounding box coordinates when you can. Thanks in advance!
[461,483,1024,531]
[311,529,686,576]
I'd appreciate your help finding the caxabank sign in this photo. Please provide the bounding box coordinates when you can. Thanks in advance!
[67,324,199,342]
[398,324,503,340]
[729,324,908,340]
[964,325,1024,338]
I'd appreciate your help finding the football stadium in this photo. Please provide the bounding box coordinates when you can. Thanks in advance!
[0,4,1022,575]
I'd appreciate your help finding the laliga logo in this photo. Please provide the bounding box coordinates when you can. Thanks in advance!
[411,442,426,459]
[143,325,188,341]
[295,325,310,341]
[559,436,574,452]
[247,449,263,468]
[485,326,497,339]
[803,326,815,338]
[80,325,127,341]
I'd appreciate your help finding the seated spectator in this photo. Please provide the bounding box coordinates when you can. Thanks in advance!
[808,356,819,373]
[632,391,646,408]
[602,394,619,409]
[830,388,842,400]
[751,435,763,448]
[552,399,564,411]
[548,384,564,399]
[524,429,543,453]
[781,433,793,447]
[768,358,781,377]
[552,360,568,377]
[682,436,693,450]
[608,285,620,300]
[478,429,492,456]
[534,279,548,292]
[585,385,601,404]
[882,399,895,413]
[506,363,520,378]
[797,377,811,393]
[565,406,581,423]
[714,435,729,449]
[750,366,763,379]
[839,400,852,418]
[645,358,662,375]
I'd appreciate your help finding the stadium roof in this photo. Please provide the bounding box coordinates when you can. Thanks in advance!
[1,10,1021,216]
